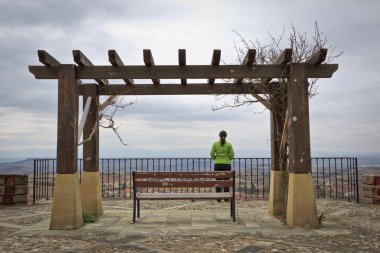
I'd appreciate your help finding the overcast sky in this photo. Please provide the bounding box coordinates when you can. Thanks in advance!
[0,0,379,159]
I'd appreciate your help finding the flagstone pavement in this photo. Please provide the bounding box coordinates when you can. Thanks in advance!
[0,199,379,252]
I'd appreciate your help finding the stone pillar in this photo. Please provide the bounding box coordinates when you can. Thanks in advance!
[50,65,83,230]
[286,63,318,228]
[80,84,103,217]
[268,110,286,216]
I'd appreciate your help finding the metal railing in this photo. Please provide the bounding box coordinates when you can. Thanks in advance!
[32,157,359,203]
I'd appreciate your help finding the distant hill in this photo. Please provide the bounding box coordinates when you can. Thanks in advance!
[0,158,34,174]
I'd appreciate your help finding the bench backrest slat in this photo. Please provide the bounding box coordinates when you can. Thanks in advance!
[134,180,233,188]
[134,171,233,179]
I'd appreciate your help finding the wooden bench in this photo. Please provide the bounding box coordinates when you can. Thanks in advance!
[132,171,236,223]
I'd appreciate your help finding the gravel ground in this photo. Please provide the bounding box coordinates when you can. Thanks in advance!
[0,199,379,253]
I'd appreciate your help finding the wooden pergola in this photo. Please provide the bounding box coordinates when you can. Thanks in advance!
[29,48,338,230]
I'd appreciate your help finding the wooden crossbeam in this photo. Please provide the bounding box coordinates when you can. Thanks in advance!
[306,48,328,65]
[108,50,134,85]
[79,83,273,96]
[73,50,109,86]
[29,64,338,80]
[262,48,293,84]
[38,50,60,66]
[235,49,256,84]
[143,49,160,85]
[178,49,186,85]
[208,49,221,84]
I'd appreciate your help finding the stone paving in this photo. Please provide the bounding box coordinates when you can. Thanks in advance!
[0,199,379,252]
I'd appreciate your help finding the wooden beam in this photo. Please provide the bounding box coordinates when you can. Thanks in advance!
[78,97,92,141]
[73,50,109,86]
[235,49,256,84]
[208,49,221,84]
[57,65,78,174]
[262,48,293,84]
[82,84,99,172]
[143,49,160,85]
[38,50,60,66]
[306,48,328,65]
[108,50,134,85]
[79,83,269,96]
[178,49,186,85]
[29,64,338,80]
[287,63,311,173]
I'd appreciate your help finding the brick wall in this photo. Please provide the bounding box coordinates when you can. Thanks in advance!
[362,175,380,204]
[0,174,28,204]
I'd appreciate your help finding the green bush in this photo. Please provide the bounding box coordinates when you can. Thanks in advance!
[82,211,97,224]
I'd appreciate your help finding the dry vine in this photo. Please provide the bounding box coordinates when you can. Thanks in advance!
[215,22,342,216]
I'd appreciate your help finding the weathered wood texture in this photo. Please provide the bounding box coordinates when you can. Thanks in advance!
[143,49,160,85]
[178,49,186,85]
[306,48,328,65]
[73,50,109,86]
[262,49,293,84]
[135,180,233,188]
[208,49,221,84]
[287,63,311,173]
[135,171,234,179]
[270,111,285,171]
[29,64,338,80]
[108,50,134,85]
[57,65,79,174]
[235,49,256,84]
[79,83,268,96]
[38,50,60,66]
[83,84,99,172]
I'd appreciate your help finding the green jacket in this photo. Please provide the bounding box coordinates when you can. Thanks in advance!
[210,141,235,164]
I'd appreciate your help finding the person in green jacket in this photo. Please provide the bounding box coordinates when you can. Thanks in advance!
[210,130,235,200]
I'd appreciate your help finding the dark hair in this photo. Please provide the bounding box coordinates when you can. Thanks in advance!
[219,130,227,146]
[219,130,227,138]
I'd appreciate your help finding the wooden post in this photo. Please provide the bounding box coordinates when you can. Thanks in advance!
[50,64,83,229]
[268,110,286,216]
[286,63,318,228]
[80,84,103,217]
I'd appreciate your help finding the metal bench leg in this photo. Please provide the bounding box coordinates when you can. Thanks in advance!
[230,199,233,217]
[133,198,136,223]
[138,200,140,218]
[232,198,236,222]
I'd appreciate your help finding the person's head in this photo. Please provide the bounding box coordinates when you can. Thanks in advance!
[219,130,227,145]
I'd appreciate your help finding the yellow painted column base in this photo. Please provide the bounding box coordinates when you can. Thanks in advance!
[80,171,104,217]
[269,170,286,216]
[50,173,84,230]
[286,173,319,228]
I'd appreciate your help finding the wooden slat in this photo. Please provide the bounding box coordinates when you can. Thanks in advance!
[262,48,293,84]
[235,49,256,84]
[80,83,268,96]
[134,180,233,188]
[38,50,60,66]
[134,171,233,179]
[29,64,338,80]
[108,50,134,85]
[178,49,186,85]
[73,50,109,86]
[306,48,328,65]
[208,49,221,84]
[136,192,232,200]
[143,49,160,85]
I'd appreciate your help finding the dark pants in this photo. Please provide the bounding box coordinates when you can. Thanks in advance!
[214,164,231,193]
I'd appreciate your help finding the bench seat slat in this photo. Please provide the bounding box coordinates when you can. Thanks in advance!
[134,180,233,188]
[134,171,233,179]
[136,192,232,200]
